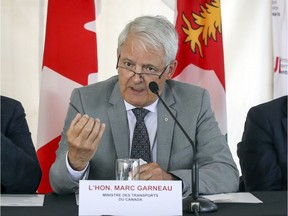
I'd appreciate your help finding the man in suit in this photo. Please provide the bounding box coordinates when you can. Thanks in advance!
[237,95,287,191]
[1,96,42,193]
[50,15,239,196]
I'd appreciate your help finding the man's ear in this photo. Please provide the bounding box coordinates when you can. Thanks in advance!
[167,60,178,79]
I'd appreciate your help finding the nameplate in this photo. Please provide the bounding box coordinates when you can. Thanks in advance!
[79,180,182,216]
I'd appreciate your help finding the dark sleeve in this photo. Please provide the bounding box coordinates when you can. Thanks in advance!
[237,107,282,191]
[1,101,42,194]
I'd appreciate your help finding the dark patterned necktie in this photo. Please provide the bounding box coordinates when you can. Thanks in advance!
[130,108,151,162]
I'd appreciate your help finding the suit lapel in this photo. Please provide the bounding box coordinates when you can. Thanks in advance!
[106,79,177,168]
[108,82,130,159]
[156,84,176,170]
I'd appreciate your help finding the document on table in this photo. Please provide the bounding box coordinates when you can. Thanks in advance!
[202,192,263,203]
[0,194,45,206]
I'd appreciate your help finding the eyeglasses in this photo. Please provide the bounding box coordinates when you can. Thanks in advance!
[116,55,169,79]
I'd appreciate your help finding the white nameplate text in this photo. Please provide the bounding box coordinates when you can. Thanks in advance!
[79,180,182,216]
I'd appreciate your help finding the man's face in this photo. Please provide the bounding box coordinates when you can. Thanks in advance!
[117,34,177,108]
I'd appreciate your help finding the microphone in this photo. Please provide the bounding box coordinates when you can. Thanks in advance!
[149,81,218,213]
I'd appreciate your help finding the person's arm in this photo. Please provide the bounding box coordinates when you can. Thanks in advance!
[189,90,239,195]
[138,89,239,196]
[65,152,89,182]
[1,102,42,194]
[237,107,282,191]
[50,89,105,194]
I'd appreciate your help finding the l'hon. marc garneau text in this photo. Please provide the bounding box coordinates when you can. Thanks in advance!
[88,184,173,191]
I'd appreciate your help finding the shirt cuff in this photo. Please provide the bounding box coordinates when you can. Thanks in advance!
[65,152,89,182]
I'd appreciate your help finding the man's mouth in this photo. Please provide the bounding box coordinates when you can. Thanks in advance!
[130,86,146,92]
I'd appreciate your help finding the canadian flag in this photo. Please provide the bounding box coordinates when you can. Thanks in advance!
[37,0,99,194]
[173,0,227,135]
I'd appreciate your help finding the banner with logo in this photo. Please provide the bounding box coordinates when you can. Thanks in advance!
[272,0,288,98]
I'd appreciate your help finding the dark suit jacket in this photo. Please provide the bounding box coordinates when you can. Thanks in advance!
[1,96,42,193]
[50,76,239,196]
[237,96,287,191]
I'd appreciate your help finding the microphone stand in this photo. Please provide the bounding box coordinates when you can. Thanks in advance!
[149,82,218,213]
[182,160,218,213]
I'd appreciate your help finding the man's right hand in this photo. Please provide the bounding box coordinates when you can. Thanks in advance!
[66,113,106,171]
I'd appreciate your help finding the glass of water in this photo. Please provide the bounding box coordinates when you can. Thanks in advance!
[115,159,140,180]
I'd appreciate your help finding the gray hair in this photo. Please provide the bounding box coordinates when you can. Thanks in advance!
[117,15,178,64]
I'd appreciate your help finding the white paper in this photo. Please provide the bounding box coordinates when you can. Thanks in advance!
[202,192,263,203]
[79,180,182,216]
[0,194,45,206]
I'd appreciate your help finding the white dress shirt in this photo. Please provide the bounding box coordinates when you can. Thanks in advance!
[66,99,158,181]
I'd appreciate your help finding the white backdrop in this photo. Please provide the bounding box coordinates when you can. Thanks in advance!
[1,0,273,173]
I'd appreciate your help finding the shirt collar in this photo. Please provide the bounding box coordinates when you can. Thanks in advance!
[124,99,158,113]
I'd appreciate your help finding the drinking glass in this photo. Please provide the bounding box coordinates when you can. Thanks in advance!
[115,159,140,180]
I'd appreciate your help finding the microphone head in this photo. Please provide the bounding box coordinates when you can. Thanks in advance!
[149,81,159,95]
